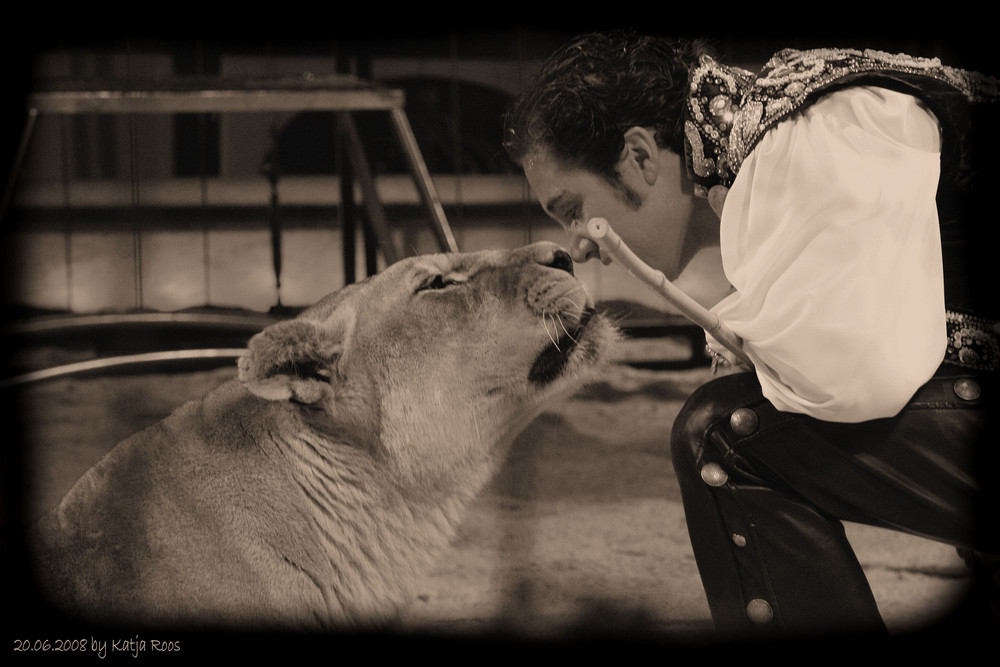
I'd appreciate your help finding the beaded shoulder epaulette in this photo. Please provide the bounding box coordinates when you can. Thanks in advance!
[684,48,1000,197]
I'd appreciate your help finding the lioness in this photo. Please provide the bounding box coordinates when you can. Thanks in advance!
[27,242,616,632]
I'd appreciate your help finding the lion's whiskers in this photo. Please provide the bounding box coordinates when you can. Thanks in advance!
[556,314,579,345]
[540,313,561,351]
[539,307,585,350]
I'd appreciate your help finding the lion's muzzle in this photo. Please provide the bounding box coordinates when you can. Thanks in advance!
[521,247,603,385]
[528,306,597,384]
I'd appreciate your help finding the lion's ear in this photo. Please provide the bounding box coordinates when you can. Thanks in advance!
[237,310,354,404]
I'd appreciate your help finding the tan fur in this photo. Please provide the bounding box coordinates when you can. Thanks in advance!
[28,242,617,632]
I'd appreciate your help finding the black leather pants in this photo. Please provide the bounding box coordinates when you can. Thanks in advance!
[671,367,996,639]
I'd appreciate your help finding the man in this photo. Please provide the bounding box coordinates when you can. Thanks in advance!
[503,30,998,638]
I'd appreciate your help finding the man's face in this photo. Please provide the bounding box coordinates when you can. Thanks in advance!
[522,148,689,279]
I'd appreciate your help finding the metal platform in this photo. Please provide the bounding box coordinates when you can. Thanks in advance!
[1,72,466,387]
[3,72,459,275]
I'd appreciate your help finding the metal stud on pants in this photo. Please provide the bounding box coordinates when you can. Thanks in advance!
[746,598,774,624]
[729,407,759,436]
[953,378,981,401]
[700,462,729,487]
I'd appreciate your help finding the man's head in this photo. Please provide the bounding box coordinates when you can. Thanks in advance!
[503,30,706,183]
[504,30,711,274]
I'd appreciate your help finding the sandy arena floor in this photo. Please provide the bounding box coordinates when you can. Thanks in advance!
[8,337,988,652]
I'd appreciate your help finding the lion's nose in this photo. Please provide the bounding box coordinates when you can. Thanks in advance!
[545,249,574,275]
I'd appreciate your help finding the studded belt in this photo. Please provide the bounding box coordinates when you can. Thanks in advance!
[945,310,999,372]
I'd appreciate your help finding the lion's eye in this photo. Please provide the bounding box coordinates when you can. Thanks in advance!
[415,273,466,294]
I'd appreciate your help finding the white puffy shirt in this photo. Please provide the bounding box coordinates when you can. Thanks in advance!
[713,85,947,422]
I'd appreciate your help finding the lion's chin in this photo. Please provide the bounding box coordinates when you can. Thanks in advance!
[527,308,603,385]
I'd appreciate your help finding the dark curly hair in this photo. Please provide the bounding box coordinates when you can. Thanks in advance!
[503,30,710,181]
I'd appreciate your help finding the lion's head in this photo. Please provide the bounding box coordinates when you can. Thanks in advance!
[236,242,617,492]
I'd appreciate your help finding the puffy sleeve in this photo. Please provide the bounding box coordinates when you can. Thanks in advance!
[713,86,947,422]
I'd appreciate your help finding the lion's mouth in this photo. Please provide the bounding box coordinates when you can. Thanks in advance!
[528,307,595,385]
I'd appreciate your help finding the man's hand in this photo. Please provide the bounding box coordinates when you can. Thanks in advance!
[705,330,751,373]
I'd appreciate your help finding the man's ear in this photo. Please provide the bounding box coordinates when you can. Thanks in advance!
[237,309,355,404]
[621,126,661,186]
